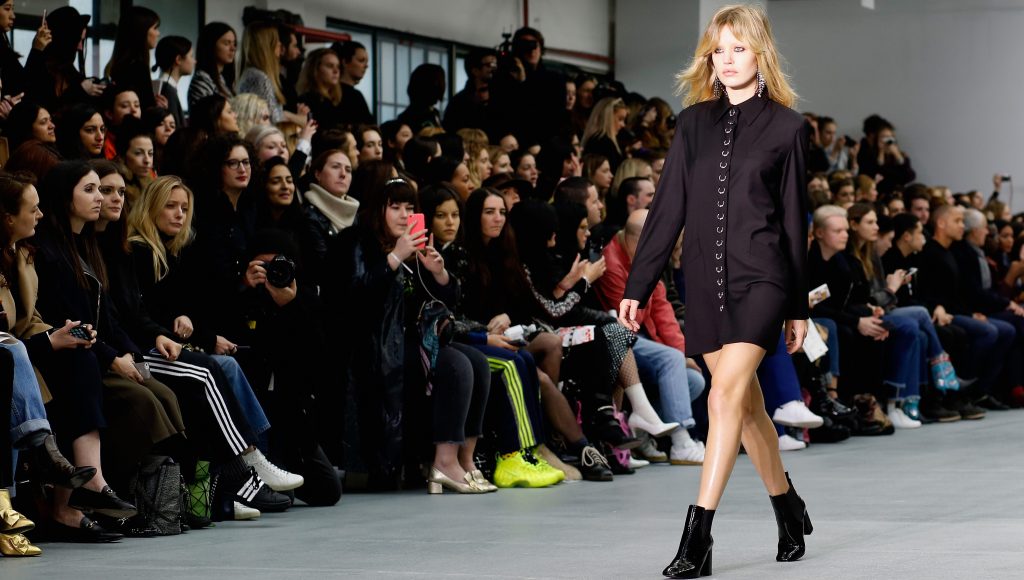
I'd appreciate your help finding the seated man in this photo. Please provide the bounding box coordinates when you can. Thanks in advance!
[596,209,705,465]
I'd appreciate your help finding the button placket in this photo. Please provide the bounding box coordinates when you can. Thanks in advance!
[715,107,737,312]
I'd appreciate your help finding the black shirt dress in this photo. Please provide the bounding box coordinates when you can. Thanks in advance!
[624,92,810,355]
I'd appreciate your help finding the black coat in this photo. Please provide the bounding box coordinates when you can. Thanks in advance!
[951,241,1009,315]
[624,92,810,355]
[806,241,872,328]
[338,82,375,129]
[916,239,970,315]
[32,228,140,371]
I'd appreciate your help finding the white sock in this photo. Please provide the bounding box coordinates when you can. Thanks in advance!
[625,383,664,424]
[671,428,693,448]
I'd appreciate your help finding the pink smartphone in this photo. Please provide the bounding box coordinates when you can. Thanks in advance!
[408,213,427,249]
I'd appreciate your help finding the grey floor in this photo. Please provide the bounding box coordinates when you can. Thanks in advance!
[4,411,1023,579]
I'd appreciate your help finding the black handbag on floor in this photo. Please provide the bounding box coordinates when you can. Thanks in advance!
[128,455,185,535]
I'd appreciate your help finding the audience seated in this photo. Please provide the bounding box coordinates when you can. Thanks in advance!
[0,3,1021,556]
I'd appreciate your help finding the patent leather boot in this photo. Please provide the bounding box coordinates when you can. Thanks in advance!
[770,472,813,562]
[663,504,714,578]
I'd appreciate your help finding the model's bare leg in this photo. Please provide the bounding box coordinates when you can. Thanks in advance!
[696,342,765,509]
[738,374,789,496]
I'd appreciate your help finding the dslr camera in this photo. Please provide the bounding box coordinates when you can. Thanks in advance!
[262,255,296,288]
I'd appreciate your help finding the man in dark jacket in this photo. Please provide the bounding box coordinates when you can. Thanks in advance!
[442,48,496,134]
[916,205,1014,409]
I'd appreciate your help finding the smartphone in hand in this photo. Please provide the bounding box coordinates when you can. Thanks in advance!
[408,213,427,250]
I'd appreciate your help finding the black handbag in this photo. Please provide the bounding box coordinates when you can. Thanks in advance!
[128,455,186,536]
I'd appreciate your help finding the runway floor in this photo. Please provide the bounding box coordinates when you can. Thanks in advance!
[3,409,1022,579]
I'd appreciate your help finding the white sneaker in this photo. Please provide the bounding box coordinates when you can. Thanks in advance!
[628,456,650,469]
[233,501,261,520]
[635,435,668,463]
[670,439,705,465]
[243,449,305,491]
[772,401,825,428]
[887,402,922,429]
[778,434,807,451]
[628,413,680,438]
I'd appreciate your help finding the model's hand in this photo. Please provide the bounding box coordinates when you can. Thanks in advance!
[618,299,640,332]
[785,319,807,354]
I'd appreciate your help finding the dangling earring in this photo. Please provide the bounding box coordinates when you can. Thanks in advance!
[713,77,725,98]
[756,70,766,98]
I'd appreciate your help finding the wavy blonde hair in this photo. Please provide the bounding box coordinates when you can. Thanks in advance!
[582,97,627,153]
[230,93,271,137]
[676,4,797,108]
[239,21,284,103]
[128,176,196,282]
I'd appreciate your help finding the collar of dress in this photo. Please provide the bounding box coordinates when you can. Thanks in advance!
[711,91,769,127]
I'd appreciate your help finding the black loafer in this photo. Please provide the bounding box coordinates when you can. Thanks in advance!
[68,486,138,519]
[96,514,159,538]
[49,516,123,543]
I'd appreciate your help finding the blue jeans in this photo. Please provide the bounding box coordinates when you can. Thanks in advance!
[758,333,804,435]
[890,306,944,359]
[878,314,922,401]
[812,317,840,378]
[6,340,51,491]
[212,354,271,437]
[633,336,704,428]
[952,315,1016,395]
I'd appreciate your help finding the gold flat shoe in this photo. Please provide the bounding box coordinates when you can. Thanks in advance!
[0,533,42,556]
[426,467,484,494]
[468,470,498,492]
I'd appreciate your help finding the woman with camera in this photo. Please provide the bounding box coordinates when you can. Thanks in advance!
[92,161,299,520]
[857,115,915,196]
[330,179,492,494]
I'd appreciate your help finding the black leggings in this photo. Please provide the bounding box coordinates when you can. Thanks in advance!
[432,343,490,444]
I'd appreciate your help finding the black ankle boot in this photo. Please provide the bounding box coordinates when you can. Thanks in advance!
[27,433,97,488]
[663,505,714,578]
[770,472,812,562]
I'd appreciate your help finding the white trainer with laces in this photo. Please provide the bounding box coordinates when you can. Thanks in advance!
[243,449,305,491]
[233,501,261,520]
[887,402,922,429]
[636,436,668,463]
[670,439,705,465]
[778,434,807,451]
[772,401,825,428]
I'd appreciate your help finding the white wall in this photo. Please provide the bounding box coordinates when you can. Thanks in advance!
[770,0,1024,202]
[614,0,700,105]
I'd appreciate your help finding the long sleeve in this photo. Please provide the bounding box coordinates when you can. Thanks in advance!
[625,114,688,307]
[780,121,812,319]
[238,68,284,123]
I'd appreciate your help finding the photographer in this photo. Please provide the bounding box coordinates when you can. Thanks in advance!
[857,115,916,196]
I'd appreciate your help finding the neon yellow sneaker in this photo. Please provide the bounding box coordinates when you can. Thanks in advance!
[524,447,565,484]
[493,451,562,488]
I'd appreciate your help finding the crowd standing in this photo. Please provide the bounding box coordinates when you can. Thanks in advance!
[0,3,1021,556]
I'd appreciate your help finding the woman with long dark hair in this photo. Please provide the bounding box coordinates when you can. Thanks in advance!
[27,6,102,112]
[0,171,99,554]
[619,6,812,576]
[4,103,61,181]
[104,6,164,110]
[54,103,105,161]
[188,22,237,107]
[331,179,491,493]
[421,185,594,484]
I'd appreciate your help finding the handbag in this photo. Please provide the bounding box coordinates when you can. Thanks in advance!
[414,259,455,395]
[128,455,185,536]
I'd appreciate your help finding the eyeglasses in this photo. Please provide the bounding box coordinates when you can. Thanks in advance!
[224,159,251,170]
[98,185,126,197]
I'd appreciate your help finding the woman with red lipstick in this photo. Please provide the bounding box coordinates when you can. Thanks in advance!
[618,5,812,577]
